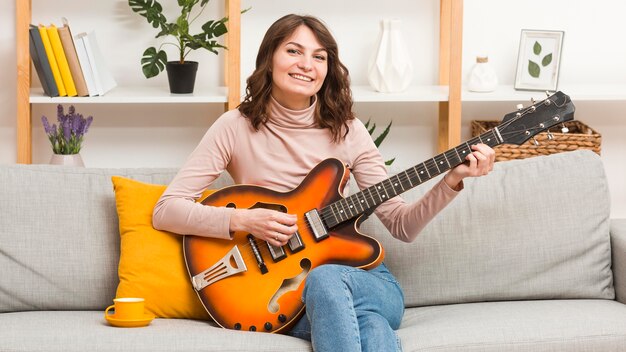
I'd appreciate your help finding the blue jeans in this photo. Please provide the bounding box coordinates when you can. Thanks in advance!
[287,263,404,352]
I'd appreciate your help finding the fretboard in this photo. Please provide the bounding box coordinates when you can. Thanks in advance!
[319,128,502,229]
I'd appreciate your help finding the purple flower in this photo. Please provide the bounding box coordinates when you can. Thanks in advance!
[41,116,53,135]
[42,104,94,155]
[84,116,93,134]
[62,118,71,142]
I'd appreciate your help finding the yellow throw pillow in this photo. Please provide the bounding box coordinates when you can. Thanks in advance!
[111,176,214,320]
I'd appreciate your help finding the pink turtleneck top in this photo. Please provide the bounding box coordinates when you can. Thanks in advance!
[152,97,461,243]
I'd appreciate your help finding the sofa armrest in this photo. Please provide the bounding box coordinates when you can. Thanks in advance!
[611,219,626,304]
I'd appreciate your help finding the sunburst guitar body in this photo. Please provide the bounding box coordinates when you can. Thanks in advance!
[184,159,384,334]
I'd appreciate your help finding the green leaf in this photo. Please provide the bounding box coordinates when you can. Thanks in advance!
[528,60,540,78]
[542,53,553,67]
[128,0,167,29]
[177,15,190,36]
[367,122,376,135]
[373,120,392,147]
[385,158,396,166]
[533,41,542,55]
[141,47,167,78]
[202,18,228,39]
[364,118,371,130]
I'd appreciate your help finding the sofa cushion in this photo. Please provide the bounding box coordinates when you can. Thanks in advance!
[111,176,213,320]
[0,311,311,352]
[360,150,614,307]
[398,299,626,351]
[0,165,233,312]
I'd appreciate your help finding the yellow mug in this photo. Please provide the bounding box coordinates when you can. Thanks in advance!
[105,297,146,320]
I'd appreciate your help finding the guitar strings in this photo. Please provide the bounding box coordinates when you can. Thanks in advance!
[319,104,556,226]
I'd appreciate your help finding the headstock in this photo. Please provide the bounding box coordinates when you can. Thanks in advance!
[497,91,575,145]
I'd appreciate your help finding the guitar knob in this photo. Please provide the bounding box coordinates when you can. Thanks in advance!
[532,137,540,146]
[233,323,242,330]
[264,322,273,331]
[249,325,257,332]
[278,314,287,323]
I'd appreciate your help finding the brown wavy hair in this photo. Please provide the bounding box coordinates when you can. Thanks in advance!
[238,14,355,142]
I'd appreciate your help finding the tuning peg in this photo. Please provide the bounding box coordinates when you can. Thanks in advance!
[546,91,553,97]
[547,131,554,140]
[516,103,524,110]
[532,137,540,146]
[530,98,536,105]
[561,124,569,133]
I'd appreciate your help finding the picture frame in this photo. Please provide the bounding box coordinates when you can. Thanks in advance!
[514,30,564,91]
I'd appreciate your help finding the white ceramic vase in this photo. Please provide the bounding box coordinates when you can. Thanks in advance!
[367,19,413,93]
[467,56,498,92]
[50,153,85,167]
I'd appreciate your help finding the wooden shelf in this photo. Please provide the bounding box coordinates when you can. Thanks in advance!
[30,86,228,104]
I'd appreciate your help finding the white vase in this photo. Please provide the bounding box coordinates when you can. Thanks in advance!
[50,153,85,167]
[367,19,413,93]
[467,56,498,92]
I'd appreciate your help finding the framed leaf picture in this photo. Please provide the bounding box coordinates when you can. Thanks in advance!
[514,30,564,91]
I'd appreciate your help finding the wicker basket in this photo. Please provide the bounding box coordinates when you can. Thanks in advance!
[471,120,601,162]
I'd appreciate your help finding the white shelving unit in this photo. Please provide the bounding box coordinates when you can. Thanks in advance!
[463,85,626,102]
[29,86,228,104]
[352,85,449,103]
[17,0,464,163]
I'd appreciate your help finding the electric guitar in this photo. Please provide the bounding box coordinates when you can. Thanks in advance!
[184,91,575,333]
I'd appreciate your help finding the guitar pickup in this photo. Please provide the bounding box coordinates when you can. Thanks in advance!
[287,231,305,253]
[305,209,329,241]
[267,242,287,262]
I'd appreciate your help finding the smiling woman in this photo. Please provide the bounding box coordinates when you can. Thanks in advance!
[239,14,355,143]
[152,13,495,352]
[270,27,328,110]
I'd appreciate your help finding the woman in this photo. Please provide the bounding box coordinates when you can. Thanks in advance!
[153,14,495,352]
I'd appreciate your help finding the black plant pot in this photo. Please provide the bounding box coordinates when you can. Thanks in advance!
[166,61,198,94]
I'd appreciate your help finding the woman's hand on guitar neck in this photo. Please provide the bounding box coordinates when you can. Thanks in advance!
[230,208,298,246]
[444,143,496,191]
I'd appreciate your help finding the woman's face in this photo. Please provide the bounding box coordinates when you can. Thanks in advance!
[271,25,328,110]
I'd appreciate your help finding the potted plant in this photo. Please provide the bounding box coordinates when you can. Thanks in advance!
[128,0,230,94]
[41,104,93,167]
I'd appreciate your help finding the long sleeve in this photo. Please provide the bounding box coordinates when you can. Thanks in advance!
[349,121,462,243]
[152,111,242,239]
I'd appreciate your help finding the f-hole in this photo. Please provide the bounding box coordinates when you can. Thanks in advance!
[267,258,311,313]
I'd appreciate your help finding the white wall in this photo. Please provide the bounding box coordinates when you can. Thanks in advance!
[1,0,624,217]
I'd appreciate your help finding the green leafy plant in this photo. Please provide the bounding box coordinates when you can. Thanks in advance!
[364,119,395,166]
[528,41,553,78]
[128,0,231,79]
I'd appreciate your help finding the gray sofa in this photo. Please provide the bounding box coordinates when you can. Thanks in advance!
[1,149,625,351]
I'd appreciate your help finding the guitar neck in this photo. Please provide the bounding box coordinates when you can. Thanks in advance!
[321,128,503,229]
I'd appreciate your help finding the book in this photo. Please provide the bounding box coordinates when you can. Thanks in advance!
[73,33,98,96]
[29,24,58,97]
[46,24,77,96]
[57,19,88,96]
[76,31,117,96]
[38,24,66,96]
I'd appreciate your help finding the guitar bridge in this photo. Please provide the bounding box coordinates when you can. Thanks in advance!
[191,246,247,291]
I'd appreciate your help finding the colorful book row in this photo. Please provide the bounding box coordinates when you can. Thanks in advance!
[29,19,117,97]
